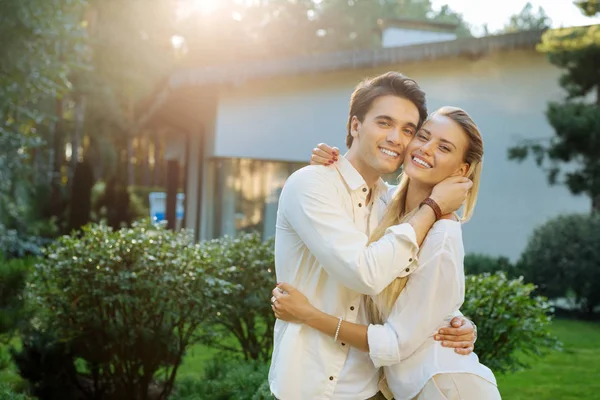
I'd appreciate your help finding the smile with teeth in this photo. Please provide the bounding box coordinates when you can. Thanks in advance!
[412,156,432,168]
[379,147,399,158]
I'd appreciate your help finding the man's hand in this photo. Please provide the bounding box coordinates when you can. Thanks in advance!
[434,316,476,355]
[430,176,473,215]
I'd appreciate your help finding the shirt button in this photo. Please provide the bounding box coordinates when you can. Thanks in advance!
[341,342,346,346]
[362,188,367,192]
[405,268,410,272]
[409,258,413,262]
[358,203,362,207]
[329,376,334,381]
[350,306,355,311]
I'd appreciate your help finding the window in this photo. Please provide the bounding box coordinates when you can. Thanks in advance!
[210,158,306,239]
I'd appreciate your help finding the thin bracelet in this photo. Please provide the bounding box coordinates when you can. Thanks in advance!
[333,316,343,342]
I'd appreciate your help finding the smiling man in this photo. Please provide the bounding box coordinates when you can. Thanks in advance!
[269,72,475,400]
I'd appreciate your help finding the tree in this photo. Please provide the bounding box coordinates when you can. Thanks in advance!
[518,213,600,316]
[178,0,472,64]
[501,2,551,33]
[508,4,600,212]
[0,0,88,244]
[575,0,600,16]
[67,160,95,232]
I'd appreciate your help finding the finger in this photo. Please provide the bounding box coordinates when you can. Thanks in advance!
[314,148,337,160]
[434,333,474,342]
[450,316,464,328]
[276,282,296,294]
[441,340,473,349]
[272,288,286,300]
[317,143,338,156]
[454,346,474,355]
[310,154,334,166]
[438,324,473,336]
[440,175,467,184]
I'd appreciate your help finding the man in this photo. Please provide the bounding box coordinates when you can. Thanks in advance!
[269,72,475,400]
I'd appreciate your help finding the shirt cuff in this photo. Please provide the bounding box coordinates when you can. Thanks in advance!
[368,323,400,368]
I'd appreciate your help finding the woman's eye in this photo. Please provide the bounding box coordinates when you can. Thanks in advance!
[440,146,451,152]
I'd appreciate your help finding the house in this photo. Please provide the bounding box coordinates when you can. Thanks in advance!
[137,20,591,261]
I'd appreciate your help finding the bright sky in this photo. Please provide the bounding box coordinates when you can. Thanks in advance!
[431,0,600,35]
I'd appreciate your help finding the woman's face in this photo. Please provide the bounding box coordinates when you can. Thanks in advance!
[403,113,470,186]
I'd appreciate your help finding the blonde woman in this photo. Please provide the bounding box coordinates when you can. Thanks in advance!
[271,107,500,400]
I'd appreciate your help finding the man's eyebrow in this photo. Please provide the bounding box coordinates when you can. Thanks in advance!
[376,115,418,131]
[404,122,418,131]
[374,115,396,123]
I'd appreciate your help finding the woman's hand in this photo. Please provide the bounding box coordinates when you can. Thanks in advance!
[271,283,318,324]
[310,143,339,166]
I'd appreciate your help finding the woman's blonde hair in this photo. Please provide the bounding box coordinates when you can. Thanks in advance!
[366,106,484,324]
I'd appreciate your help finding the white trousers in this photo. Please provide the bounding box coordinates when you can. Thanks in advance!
[413,373,501,400]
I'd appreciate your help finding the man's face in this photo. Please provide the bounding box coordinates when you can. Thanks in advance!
[348,95,420,176]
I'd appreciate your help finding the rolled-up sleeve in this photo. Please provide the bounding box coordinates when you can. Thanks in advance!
[367,223,464,367]
[280,167,419,296]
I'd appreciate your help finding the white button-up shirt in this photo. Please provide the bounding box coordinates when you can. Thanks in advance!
[270,157,419,400]
[367,220,497,400]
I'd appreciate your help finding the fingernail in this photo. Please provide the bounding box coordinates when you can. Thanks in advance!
[439,329,445,334]
[434,335,440,340]
[442,341,448,346]
[333,158,338,161]
[328,160,333,164]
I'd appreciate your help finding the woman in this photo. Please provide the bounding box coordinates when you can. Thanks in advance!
[270,106,500,400]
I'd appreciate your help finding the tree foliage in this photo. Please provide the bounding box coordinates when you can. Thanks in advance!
[508,4,600,212]
[518,213,600,316]
[500,2,551,33]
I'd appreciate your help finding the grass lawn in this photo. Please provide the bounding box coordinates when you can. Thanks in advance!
[2,319,599,398]
[497,319,600,400]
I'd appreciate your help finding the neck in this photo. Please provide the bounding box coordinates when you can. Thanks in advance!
[405,179,434,214]
[346,152,380,188]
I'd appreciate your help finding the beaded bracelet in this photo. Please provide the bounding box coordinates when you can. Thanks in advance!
[333,316,343,343]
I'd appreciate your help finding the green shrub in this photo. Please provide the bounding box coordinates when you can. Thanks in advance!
[0,257,34,337]
[0,383,32,400]
[11,329,80,400]
[253,380,274,400]
[171,358,270,400]
[464,253,516,277]
[463,273,560,374]
[19,221,232,399]
[518,213,600,315]
[200,233,276,361]
[0,256,35,371]
[0,226,46,259]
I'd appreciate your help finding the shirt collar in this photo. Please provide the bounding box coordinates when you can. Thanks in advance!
[335,156,389,198]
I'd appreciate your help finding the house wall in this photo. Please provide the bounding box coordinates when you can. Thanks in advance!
[382,27,456,48]
[190,49,589,260]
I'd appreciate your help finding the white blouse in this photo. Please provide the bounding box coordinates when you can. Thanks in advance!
[367,219,497,400]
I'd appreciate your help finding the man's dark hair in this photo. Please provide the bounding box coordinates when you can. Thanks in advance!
[346,71,428,148]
